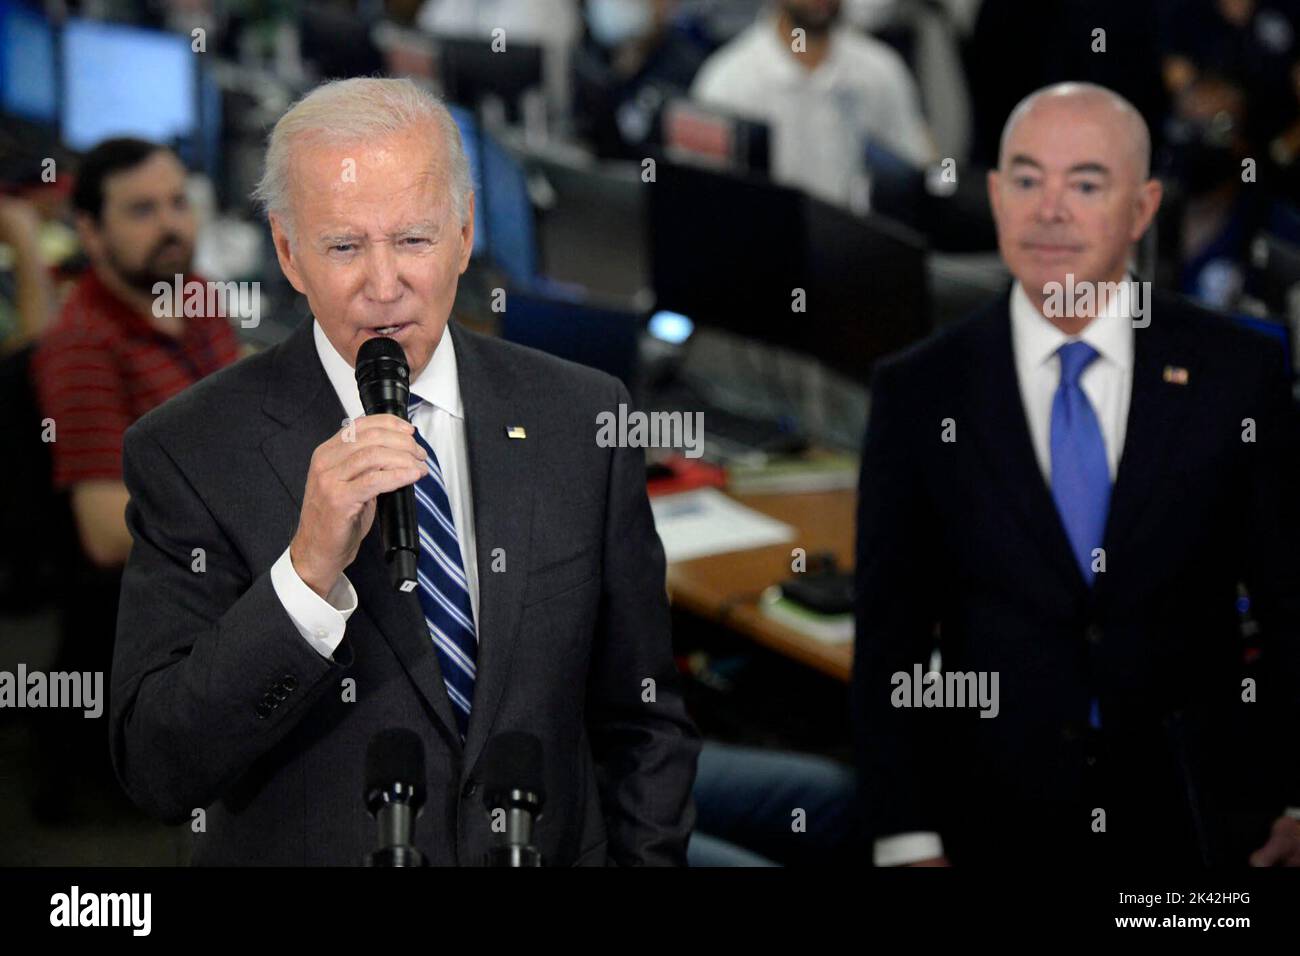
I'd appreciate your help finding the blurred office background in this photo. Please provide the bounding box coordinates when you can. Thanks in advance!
[1,0,1298,864]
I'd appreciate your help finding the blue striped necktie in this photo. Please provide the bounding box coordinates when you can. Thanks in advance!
[1049,341,1110,731]
[408,394,477,740]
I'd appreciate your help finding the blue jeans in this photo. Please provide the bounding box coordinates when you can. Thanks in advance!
[687,741,860,867]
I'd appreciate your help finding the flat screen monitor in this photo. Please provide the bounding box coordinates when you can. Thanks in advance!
[650,160,929,382]
[435,34,543,122]
[0,2,56,124]
[498,286,641,386]
[61,18,197,152]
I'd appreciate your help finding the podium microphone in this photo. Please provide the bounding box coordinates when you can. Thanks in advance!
[482,732,546,867]
[364,728,427,867]
[355,336,419,592]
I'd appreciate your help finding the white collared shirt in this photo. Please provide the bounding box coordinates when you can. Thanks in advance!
[874,279,1135,868]
[269,322,480,658]
[690,16,933,207]
[1009,279,1135,483]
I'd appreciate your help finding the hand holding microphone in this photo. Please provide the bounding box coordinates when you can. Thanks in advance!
[288,338,425,597]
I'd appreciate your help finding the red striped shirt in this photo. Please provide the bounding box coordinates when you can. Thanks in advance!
[31,269,241,488]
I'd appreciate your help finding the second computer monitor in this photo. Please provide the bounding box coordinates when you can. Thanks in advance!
[650,161,930,383]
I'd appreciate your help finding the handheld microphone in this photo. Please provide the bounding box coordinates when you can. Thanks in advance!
[354,337,419,592]
[481,732,546,867]
[364,728,428,867]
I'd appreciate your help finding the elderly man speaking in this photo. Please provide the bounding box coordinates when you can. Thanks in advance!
[854,82,1300,868]
[110,78,700,865]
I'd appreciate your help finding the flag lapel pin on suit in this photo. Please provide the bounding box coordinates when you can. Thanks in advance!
[1162,365,1190,385]
[506,425,527,439]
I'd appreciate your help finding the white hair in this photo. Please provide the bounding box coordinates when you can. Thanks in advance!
[252,77,473,241]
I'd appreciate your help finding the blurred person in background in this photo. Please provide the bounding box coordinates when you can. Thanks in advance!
[1160,0,1300,175]
[0,195,54,353]
[31,138,240,571]
[572,0,716,159]
[26,138,240,822]
[1161,74,1300,309]
[691,0,935,208]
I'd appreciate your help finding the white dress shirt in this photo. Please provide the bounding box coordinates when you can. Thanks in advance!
[874,281,1134,866]
[270,322,480,659]
[691,16,933,208]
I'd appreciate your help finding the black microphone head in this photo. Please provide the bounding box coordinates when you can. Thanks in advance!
[481,731,545,809]
[355,336,410,417]
[365,728,426,813]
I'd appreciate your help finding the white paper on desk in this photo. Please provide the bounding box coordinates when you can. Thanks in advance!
[649,488,796,563]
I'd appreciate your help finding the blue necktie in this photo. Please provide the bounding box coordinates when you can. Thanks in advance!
[1049,341,1110,731]
[408,394,477,740]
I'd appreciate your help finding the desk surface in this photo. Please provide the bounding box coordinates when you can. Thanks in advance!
[664,489,855,684]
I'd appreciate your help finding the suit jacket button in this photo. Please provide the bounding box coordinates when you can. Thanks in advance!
[256,701,274,719]
[463,782,478,798]
[1085,625,1103,646]
[271,685,290,701]
[280,675,298,692]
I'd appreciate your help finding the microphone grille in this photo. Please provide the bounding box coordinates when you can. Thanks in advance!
[480,731,545,804]
[365,728,426,804]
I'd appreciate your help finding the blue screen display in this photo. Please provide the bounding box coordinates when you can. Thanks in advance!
[61,18,196,151]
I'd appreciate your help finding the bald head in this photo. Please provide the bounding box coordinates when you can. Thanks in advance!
[986,82,1163,331]
[999,83,1151,182]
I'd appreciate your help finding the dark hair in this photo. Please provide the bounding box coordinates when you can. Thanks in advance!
[71,138,174,220]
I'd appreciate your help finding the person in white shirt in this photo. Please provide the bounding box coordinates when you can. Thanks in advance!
[690,0,935,208]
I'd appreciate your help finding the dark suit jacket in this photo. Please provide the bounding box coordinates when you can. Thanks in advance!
[110,317,700,865]
[854,288,1300,866]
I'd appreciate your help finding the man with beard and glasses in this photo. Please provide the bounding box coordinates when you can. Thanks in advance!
[26,139,239,821]
[690,0,934,208]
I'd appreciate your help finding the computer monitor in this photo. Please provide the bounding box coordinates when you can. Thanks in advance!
[800,193,930,381]
[650,160,806,351]
[497,286,642,386]
[480,129,537,286]
[650,160,929,382]
[661,99,769,175]
[299,6,383,81]
[448,103,487,259]
[0,1,56,125]
[61,19,198,152]
[434,34,543,122]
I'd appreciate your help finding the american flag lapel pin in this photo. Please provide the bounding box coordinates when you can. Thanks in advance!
[1162,365,1189,385]
[505,425,527,439]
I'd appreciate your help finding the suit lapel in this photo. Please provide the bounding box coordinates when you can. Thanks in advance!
[260,318,462,747]
[450,321,536,775]
[1099,293,1199,568]
[965,294,1089,591]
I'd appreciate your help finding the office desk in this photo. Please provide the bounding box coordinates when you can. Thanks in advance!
[664,489,856,684]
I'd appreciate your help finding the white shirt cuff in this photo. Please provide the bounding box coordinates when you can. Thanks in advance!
[270,546,357,659]
[874,831,945,867]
